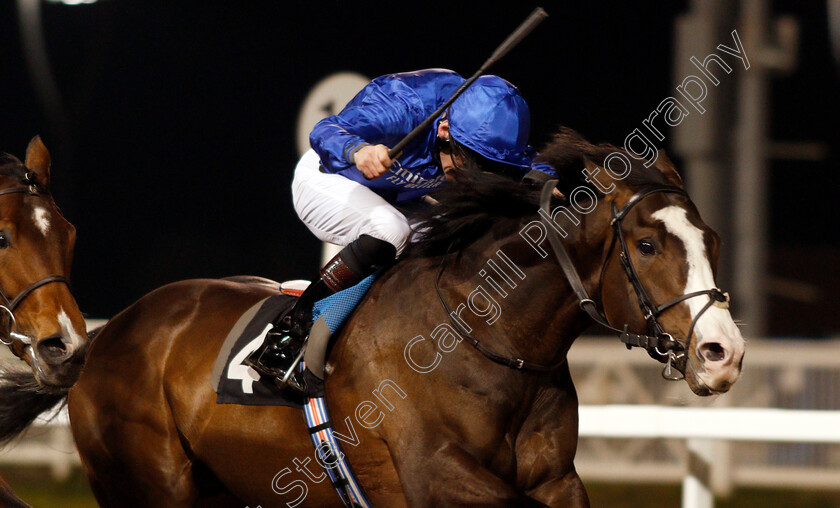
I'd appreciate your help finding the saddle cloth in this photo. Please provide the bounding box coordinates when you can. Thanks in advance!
[210,291,305,408]
[210,274,378,407]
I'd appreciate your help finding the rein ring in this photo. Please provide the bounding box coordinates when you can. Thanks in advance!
[0,306,17,346]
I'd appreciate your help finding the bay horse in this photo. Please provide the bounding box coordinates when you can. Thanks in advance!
[0,137,89,508]
[0,129,744,507]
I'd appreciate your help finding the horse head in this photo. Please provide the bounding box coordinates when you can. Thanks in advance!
[542,131,744,396]
[0,137,87,390]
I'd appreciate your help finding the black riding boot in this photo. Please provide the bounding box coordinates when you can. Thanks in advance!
[246,235,396,387]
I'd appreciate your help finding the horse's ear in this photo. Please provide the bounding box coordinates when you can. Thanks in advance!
[25,136,51,188]
[653,149,683,188]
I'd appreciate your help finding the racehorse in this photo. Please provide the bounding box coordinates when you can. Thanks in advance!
[0,129,744,507]
[0,137,88,508]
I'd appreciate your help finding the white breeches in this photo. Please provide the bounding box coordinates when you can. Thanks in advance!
[292,149,412,256]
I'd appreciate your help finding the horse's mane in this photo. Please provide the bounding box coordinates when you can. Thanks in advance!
[536,127,669,192]
[409,127,669,257]
[408,171,541,257]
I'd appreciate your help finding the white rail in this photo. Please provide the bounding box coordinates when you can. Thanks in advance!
[579,405,840,508]
[579,405,840,443]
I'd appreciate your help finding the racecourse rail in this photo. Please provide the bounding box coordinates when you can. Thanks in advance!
[0,323,838,508]
[578,405,840,508]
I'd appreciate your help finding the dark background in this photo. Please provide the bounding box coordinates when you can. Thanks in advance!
[0,1,838,336]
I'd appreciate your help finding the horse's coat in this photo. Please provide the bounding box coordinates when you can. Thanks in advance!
[0,129,745,508]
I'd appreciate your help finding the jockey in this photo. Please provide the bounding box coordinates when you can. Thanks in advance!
[248,68,556,380]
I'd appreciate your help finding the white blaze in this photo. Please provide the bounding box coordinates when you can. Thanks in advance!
[33,207,50,236]
[651,206,744,350]
[57,310,84,350]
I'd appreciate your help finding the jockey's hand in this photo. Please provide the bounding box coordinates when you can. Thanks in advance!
[355,144,392,180]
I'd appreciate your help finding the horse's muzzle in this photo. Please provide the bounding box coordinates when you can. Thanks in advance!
[691,336,744,394]
[34,334,84,388]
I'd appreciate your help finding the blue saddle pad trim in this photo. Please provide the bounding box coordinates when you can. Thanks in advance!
[312,271,379,334]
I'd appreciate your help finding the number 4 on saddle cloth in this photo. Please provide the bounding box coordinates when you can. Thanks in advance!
[211,273,380,407]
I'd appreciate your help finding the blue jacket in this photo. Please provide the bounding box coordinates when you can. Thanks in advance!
[310,69,555,203]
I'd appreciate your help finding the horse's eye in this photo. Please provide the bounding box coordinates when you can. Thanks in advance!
[638,239,656,256]
[0,232,8,249]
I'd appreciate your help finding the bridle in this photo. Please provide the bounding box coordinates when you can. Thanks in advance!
[540,180,729,380]
[0,177,72,352]
[433,179,730,379]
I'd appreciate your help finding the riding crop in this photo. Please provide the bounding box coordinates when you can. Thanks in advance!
[388,7,548,160]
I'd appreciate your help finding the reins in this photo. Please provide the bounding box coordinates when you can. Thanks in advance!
[434,250,567,371]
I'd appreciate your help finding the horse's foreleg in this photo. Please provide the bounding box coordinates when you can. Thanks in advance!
[395,441,546,507]
[516,366,590,508]
[526,469,590,508]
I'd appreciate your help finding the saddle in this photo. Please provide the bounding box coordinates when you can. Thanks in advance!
[211,273,379,403]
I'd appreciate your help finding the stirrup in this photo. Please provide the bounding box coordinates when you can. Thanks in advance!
[275,346,308,394]
[244,326,310,394]
[244,325,298,378]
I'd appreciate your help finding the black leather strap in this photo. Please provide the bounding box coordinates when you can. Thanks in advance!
[7,275,71,311]
[540,180,690,359]
[0,182,46,199]
[434,252,566,372]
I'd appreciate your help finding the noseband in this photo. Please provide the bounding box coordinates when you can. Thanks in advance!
[0,181,72,350]
[540,180,729,380]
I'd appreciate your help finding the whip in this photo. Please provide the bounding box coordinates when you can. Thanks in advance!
[388,7,548,159]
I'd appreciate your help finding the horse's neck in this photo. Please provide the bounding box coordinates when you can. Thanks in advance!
[449,216,605,367]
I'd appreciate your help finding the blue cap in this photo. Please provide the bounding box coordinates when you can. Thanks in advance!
[448,75,531,169]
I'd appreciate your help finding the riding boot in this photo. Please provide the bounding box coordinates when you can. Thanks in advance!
[246,235,396,385]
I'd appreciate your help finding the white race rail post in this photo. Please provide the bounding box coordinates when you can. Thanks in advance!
[683,439,714,508]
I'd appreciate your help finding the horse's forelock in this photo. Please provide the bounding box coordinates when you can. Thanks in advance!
[0,154,27,181]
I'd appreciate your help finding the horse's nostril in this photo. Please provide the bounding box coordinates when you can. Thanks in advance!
[36,335,72,363]
[700,342,726,362]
